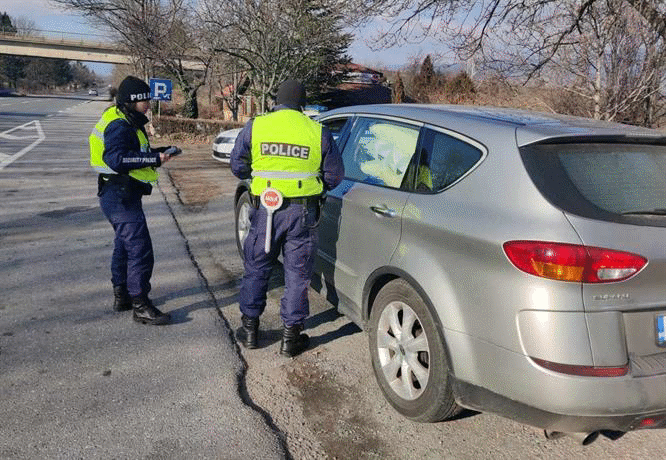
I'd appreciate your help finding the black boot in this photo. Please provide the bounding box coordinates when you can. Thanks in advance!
[132,297,170,325]
[113,285,132,312]
[238,315,259,349]
[279,324,309,357]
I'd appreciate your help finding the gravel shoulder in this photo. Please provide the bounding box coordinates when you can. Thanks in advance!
[158,140,392,460]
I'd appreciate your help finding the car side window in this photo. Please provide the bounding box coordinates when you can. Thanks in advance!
[342,117,419,188]
[320,117,351,146]
[415,128,483,192]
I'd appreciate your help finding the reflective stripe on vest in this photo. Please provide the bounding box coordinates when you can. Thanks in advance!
[251,171,318,179]
[250,110,323,197]
[89,107,158,184]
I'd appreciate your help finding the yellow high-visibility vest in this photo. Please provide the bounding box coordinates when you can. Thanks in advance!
[250,109,323,197]
[89,106,158,183]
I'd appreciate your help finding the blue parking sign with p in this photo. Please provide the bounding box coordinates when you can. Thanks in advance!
[150,78,172,101]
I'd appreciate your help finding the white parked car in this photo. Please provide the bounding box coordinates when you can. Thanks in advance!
[212,128,242,164]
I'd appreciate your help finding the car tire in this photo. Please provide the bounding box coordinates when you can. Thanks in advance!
[235,190,253,259]
[369,278,461,422]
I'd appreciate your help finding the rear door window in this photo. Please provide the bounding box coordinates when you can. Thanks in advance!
[521,142,666,226]
[406,127,484,193]
[342,117,420,188]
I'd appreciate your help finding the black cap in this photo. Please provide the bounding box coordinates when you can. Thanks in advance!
[276,79,306,108]
[116,76,151,104]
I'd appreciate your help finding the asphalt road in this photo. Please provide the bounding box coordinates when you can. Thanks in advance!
[0,97,285,459]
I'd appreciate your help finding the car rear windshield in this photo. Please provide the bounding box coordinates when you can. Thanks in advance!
[520,141,666,226]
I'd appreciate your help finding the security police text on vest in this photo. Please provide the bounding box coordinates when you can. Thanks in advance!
[261,142,310,159]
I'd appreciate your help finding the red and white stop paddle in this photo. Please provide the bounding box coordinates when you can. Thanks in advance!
[260,187,283,253]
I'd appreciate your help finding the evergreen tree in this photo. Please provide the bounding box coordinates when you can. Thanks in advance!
[411,55,438,103]
[419,55,435,87]
[0,13,25,89]
[0,12,16,34]
[24,58,73,91]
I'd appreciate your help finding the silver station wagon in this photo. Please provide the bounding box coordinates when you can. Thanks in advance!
[234,104,666,443]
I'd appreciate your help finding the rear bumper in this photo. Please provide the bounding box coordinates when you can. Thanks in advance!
[452,376,666,432]
[447,331,666,432]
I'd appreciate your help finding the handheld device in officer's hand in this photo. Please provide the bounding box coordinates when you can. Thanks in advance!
[260,188,283,253]
[164,146,182,156]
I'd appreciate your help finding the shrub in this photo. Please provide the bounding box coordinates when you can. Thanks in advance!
[151,115,243,141]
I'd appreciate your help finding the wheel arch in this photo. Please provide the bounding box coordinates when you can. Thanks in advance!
[362,267,456,375]
[234,181,251,206]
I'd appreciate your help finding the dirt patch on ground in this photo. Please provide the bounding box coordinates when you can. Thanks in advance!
[158,138,235,208]
[286,356,386,460]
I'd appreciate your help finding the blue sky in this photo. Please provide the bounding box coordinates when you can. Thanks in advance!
[0,0,443,74]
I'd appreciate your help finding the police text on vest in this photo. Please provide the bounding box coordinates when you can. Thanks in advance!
[130,93,151,101]
[261,142,310,159]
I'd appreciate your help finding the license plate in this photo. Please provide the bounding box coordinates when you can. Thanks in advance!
[657,314,666,347]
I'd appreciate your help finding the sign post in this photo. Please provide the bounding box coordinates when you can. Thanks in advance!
[149,78,172,118]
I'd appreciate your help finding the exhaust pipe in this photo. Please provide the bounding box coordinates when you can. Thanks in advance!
[568,431,600,445]
[544,430,600,446]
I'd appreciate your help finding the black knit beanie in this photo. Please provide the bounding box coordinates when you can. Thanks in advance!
[116,76,151,104]
[276,79,306,108]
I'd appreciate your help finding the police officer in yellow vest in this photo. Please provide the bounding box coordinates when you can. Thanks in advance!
[231,79,344,357]
[90,75,181,325]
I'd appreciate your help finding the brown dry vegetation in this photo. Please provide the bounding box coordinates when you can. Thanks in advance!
[155,67,665,144]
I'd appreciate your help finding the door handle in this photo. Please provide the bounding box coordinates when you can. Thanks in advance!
[370,205,397,218]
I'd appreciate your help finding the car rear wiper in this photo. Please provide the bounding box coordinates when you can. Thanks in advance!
[622,209,666,216]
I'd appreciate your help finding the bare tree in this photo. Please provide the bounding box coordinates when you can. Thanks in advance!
[213,56,251,121]
[51,0,217,118]
[12,17,38,37]
[347,0,666,125]
[71,61,99,88]
[200,0,352,113]
[411,54,437,102]
[346,0,665,66]
[519,1,666,125]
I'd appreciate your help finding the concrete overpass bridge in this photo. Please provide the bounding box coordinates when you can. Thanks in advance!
[0,31,202,69]
[0,31,132,64]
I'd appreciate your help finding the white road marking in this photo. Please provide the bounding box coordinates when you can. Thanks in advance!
[0,120,45,171]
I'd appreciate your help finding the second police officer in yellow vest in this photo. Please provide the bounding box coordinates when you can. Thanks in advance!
[231,79,344,357]
[90,75,181,325]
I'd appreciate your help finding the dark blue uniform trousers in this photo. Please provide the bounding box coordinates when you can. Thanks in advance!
[240,201,318,327]
[99,184,154,298]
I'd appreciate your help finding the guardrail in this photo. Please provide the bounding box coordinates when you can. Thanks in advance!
[0,28,117,50]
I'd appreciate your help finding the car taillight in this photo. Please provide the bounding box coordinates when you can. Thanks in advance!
[531,357,629,377]
[503,241,647,283]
